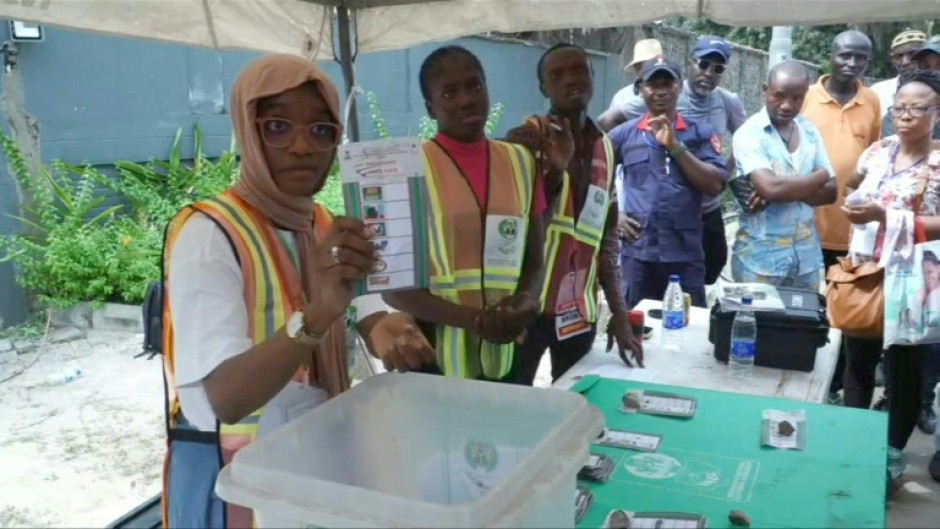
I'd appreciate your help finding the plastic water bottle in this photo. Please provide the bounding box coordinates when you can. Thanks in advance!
[661,275,685,350]
[46,366,83,386]
[730,296,757,377]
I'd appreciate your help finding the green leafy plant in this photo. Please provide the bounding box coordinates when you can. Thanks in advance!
[96,127,239,232]
[0,125,352,308]
[316,162,345,215]
[0,134,127,307]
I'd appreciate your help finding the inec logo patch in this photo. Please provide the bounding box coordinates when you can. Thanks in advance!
[498,218,518,241]
[465,440,498,471]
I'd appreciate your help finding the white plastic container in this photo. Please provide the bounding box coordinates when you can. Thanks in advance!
[216,372,604,528]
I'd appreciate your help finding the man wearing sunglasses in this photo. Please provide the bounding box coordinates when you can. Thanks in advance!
[599,36,747,295]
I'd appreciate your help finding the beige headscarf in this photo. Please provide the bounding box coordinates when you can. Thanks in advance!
[230,54,350,397]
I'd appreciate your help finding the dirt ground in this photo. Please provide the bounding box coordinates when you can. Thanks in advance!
[0,330,164,528]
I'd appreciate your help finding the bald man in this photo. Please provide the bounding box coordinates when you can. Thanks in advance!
[802,31,882,267]
[801,30,882,405]
[731,61,836,291]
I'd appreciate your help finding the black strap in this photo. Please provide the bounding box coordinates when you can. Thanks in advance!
[160,204,240,444]
[168,427,220,444]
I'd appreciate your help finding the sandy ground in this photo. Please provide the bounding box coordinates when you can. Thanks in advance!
[0,327,936,528]
[0,330,164,528]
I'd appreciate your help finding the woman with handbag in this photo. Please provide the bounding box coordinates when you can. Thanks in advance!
[832,70,940,483]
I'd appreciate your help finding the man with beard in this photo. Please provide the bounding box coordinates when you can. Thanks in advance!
[600,36,746,292]
[609,56,728,309]
[505,44,642,385]
[801,30,882,406]
[730,61,836,290]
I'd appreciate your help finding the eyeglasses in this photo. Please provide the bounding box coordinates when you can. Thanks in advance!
[255,118,341,150]
[696,59,726,75]
[888,106,938,118]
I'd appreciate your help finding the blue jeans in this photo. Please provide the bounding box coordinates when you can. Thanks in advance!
[730,255,820,292]
[621,256,706,309]
[166,440,225,528]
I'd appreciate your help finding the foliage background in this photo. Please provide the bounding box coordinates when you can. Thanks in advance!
[0,95,505,308]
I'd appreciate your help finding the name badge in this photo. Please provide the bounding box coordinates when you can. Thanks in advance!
[483,215,526,270]
[554,269,592,340]
[577,184,609,233]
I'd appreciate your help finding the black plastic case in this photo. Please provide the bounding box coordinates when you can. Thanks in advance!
[709,287,830,372]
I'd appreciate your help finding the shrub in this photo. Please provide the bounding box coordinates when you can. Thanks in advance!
[0,133,126,307]
[1,94,507,309]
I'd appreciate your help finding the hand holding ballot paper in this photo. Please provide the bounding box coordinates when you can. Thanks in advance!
[339,138,431,296]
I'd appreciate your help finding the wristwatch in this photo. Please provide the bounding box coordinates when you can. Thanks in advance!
[286,310,326,347]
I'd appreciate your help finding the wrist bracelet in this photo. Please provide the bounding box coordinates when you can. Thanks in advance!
[668,142,688,159]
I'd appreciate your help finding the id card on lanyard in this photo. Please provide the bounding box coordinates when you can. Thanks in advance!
[483,215,526,269]
[555,268,591,340]
[554,185,609,340]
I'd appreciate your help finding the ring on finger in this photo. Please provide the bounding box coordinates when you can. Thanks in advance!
[330,245,341,264]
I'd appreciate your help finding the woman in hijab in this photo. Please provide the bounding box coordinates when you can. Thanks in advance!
[161,54,433,528]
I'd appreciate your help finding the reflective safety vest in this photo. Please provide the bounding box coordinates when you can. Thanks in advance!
[540,132,614,326]
[423,139,534,379]
[161,190,332,528]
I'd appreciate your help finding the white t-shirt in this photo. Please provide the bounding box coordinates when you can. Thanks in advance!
[169,212,387,432]
[608,85,640,113]
[870,77,898,119]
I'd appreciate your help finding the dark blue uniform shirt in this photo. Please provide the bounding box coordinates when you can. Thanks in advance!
[609,113,728,263]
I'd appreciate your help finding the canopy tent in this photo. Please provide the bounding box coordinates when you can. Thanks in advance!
[2,0,938,138]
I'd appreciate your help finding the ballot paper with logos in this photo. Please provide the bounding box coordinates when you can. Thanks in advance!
[339,138,430,295]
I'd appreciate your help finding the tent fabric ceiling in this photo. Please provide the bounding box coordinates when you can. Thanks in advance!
[0,0,938,58]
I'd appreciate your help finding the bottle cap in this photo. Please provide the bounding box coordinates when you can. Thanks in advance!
[742,296,753,306]
[669,274,680,282]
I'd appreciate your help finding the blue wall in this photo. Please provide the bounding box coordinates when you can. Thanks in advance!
[0,26,625,326]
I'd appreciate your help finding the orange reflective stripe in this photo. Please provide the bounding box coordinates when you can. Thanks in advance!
[424,140,532,379]
[162,190,327,528]
[542,131,613,321]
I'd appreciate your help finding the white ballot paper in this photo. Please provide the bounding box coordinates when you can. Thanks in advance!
[339,138,430,295]
[761,409,807,450]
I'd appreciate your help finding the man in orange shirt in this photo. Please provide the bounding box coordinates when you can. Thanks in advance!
[801,30,882,404]
[802,30,882,267]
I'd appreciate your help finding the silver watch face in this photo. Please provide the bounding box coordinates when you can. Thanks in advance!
[287,311,305,339]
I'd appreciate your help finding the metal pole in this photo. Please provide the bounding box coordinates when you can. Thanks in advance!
[336,5,360,142]
[768,26,794,71]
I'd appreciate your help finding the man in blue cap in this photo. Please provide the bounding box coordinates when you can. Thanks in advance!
[601,36,747,293]
[608,56,729,308]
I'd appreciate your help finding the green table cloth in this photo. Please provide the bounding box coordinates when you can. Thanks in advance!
[571,376,887,528]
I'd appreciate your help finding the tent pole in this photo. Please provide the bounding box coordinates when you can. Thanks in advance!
[336,5,360,141]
